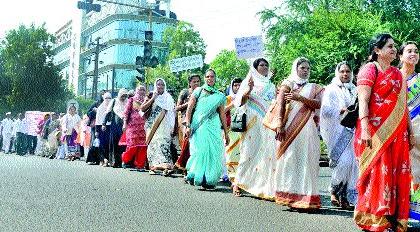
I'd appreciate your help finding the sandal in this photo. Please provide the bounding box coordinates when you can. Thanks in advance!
[331,194,340,207]
[162,169,174,177]
[232,185,242,197]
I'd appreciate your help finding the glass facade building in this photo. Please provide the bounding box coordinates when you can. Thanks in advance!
[53,0,177,98]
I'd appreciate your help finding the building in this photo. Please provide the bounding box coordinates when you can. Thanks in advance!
[53,0,177,99]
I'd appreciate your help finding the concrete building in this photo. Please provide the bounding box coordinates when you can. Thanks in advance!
[53,0,177,99]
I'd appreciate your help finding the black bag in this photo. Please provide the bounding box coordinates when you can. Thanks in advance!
[340,64,378,128]
[340,99,358,128]
[231,111,247,132]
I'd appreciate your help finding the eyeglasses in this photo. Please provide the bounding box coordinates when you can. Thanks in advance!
[206,75,215,78]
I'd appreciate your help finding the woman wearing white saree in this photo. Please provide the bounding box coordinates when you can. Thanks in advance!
[141,78,176,176]
[233,58,277,198]
[320,61,358,209]
[273,57,323,210]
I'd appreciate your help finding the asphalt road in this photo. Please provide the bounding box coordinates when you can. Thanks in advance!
[0,153,363,232]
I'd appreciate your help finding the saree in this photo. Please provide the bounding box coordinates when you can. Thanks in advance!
[145,104,174,169]
[121,97,147,169]
[225,95,241,182]
[273,82,323,209]
[407,73,420,220]
[354,64,410,232]
[186,87,226,187]
[175,88,193,170]
[233,68,277,200]
[320,71,358,205]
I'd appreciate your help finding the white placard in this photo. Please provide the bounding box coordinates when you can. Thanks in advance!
[25,111,46,136]
[169,55,203,73]
[234,35,264,59]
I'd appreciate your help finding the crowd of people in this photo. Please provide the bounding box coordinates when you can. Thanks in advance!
[1,33,419,232]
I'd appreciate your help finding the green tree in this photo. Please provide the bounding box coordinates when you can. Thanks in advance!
[163,21,207,61]
[209,49,249,89]
[260,0,420,85]
[146,21,208,97]
[1,24,71,112]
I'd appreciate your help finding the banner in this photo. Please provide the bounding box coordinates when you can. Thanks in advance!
[234,35,264,59]
[25,111,46,136]
[169,55,203,73]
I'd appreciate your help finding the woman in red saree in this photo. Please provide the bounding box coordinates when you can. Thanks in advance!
[354,33,411,232]
[121,86,147,170]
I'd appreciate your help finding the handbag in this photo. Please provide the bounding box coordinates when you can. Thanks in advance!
[340,63,378,128]
[340,98,359,128]
[231,110,247,132]
[263,100,281,131]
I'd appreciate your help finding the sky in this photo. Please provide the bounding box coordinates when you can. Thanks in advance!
[0,0,278,62]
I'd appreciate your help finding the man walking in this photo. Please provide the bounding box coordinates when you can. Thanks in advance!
[1,112,14,154]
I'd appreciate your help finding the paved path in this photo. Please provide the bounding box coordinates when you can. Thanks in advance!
[0,153,364,231]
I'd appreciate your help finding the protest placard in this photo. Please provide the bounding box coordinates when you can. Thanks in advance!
[169,55,203,73]
[25,111,46,136]
[234,35,264,59]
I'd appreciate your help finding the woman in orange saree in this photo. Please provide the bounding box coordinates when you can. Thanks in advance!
[354,33,411,232]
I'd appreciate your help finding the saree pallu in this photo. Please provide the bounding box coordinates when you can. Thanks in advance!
[273,83,322,209]
[225,96,241,182]
[354,65,410,232]
[407,73,420,220]
[186,88,226,187]
[234,83,277,200]
[146,104,173,169]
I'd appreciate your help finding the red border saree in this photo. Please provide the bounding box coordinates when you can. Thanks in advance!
[354,64,410,232]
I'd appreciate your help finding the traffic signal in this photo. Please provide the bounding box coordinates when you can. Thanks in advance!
[134,31,159,81]
[77,0,101,13]
[142,31,159,68]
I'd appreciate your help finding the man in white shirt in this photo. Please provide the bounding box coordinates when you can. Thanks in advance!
[14,113,28,156]
[1,112,14,154]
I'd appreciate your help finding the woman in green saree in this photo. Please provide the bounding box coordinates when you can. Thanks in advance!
[184,69,229,189]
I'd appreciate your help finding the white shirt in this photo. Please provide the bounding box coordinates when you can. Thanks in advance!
[14,118,28,134]
[1,118,14,136]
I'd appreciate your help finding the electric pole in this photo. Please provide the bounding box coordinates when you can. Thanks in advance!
[91,37,106,100]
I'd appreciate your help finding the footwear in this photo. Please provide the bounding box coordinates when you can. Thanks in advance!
[162,169,174,177]
[331,194,340,207]
[201,183,215,190]
[232,185,242,197]
[103,159,109,167]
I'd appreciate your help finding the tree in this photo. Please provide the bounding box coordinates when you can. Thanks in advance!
[209,49,249,89]
[260,0,420,85]
[144,21,208,97]
[1,25,72,112]
[163,21,207,61]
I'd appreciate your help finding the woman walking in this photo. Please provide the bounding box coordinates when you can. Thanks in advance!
[224,78,242,183]
[320,61,358,209]
[94,92,112,166]
[121,85,148,170]
[184,69,229,189]
[399,41,420,222]
[102,89,128,168]
[273,57,323,210]
[233,58,277,198]
[62,102,82,161]
[354,33,412,232]
[141,78,176,176]
[175,74,201,172]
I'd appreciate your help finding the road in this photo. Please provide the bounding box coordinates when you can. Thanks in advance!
[0,153,368,231]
